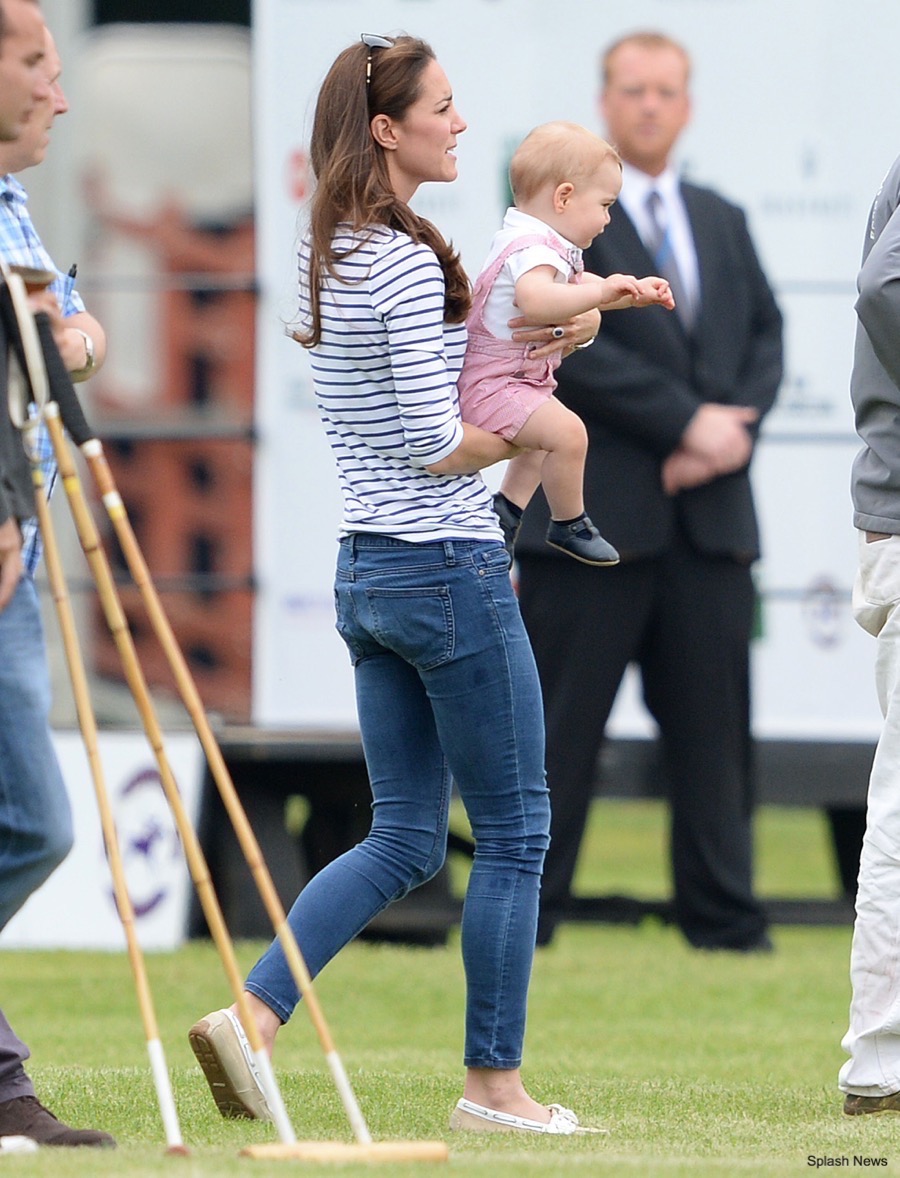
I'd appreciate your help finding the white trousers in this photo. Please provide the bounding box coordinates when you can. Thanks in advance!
[840,531,900,1094]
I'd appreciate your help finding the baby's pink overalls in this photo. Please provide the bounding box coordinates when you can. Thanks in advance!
[457,232,581,441]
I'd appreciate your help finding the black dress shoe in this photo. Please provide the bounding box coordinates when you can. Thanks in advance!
[0,1096,116,1148]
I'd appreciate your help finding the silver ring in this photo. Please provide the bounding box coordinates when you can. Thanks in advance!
[551,326,565,339]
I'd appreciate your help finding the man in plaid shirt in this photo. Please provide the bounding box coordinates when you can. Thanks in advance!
[0,13,114,1151]
[0,28,106,572]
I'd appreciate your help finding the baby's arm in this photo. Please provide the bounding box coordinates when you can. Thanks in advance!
[515,264,640,322]
[585,273,675,311]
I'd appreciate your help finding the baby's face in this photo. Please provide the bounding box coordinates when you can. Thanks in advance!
[559,159,623,248]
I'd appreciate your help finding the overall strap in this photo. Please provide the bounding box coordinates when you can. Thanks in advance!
[468,231,576,330]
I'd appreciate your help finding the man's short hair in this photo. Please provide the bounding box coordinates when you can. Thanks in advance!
[601,30,692,86]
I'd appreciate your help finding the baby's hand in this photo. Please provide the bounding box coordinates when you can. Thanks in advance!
[632,276,676,310]
[593,272,645,308]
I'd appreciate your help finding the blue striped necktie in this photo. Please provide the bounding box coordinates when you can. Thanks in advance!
[645,189,694,330]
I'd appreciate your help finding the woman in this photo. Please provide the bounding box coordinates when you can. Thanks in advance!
[189,33,599,1136]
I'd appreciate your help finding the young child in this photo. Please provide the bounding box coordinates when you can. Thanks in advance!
[457,121,675,564]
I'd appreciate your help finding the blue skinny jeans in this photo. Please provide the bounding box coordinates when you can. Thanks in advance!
[0,575,73,932]
[246,534,550,1069]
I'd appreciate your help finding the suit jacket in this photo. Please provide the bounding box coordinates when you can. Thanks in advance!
[517,181,784,561]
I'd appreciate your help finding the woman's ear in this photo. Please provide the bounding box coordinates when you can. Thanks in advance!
[370,114,398,152]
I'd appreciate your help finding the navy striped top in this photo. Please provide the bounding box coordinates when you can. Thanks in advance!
[297,225,502,542]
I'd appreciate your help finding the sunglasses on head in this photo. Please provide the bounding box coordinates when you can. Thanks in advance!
[360,33,395,89]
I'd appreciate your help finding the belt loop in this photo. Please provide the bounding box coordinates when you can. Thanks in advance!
[443,540,456,565]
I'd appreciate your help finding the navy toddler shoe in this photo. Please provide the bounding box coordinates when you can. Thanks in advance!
[546,515,619,566]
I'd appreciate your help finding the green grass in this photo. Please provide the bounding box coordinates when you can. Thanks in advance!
[572,797,841,899]
[2,800,892,1176]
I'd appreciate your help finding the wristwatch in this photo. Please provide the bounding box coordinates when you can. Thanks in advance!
[71,328,95,379]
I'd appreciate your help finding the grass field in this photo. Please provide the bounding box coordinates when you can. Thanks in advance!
[3,799,898,1176]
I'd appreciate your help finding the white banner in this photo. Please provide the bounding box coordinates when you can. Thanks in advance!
[1,731,203,950]
[252,0,891,740]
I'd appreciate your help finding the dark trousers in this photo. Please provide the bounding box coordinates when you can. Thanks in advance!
[0,1010,32,1103]
[517,536,769,948]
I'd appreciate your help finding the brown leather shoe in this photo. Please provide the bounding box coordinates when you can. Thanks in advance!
[844,1092,900,1116]
[0,1095,116,1147]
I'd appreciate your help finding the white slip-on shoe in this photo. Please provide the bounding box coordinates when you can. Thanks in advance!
[449,1097,607,1135]
[188,1008,273,1121]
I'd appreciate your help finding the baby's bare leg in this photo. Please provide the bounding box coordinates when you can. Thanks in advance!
[509,398,588,521]
[500,450,546,510]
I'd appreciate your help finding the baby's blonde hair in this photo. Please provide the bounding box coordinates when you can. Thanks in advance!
[509,121,621,205]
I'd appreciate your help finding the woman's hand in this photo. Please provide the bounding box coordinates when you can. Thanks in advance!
[509,308,601,359]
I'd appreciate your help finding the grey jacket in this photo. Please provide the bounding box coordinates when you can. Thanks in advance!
[851,153,900,531]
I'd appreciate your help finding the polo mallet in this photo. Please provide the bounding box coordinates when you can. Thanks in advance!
[12,299,296,1146]
[38,319,449,1164]
[2,268,187,1155]
[40,399,297,1147]
[26,437,188,1157]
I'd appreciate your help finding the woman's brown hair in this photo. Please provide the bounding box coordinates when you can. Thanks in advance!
[295,35,471,348]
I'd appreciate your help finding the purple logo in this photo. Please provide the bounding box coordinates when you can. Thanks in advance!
[802,576,845,649]
[105,767,184,919]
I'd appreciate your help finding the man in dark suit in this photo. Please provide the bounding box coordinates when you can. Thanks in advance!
[516,30,783,951]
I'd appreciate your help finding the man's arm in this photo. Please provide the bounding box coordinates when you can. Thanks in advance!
[662,404,760,493]
[30,293,106,379]
[855,206,900,391]
[663,202,783,493]
[726,204,785,428]
[61,309,106,380]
